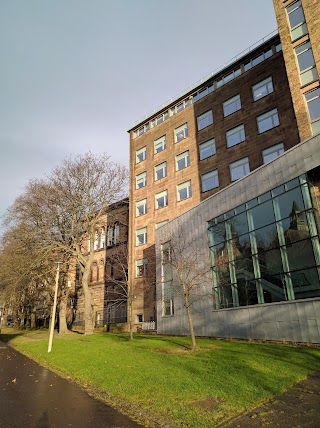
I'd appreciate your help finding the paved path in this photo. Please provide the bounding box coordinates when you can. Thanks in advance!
[220,370,320,428]
[0,342,142,428]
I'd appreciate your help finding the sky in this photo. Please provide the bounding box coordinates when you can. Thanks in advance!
[0,0,277,224]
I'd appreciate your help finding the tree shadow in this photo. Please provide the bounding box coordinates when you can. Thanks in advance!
[0,331,24,343]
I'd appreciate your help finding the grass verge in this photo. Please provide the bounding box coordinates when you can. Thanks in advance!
[1,328,320,427]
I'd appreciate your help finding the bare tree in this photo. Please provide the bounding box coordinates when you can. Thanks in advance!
[159,225,212,349]
[5,153,128,334]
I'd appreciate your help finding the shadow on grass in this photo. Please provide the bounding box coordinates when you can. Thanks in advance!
[0,330,24,343]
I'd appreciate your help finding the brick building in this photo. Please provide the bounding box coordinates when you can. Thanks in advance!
[128,31,301,325]
[154,0,320,343]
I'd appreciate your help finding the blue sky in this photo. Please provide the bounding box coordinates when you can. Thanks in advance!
[0,0,277,223]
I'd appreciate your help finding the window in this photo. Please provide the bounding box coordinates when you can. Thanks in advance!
[226,124,245,148]
[176,151,190,171]
[94,231,99,250]
[107,227,113,246]
[136,259,147,277]
[262,143,284,164]
[199,138,216,160]
[136,314,143,323]
[155,111,169,125]
[136,227,147,246]
[286,0,307,41]
[114,223,120,244]
[162,242,174,316]
[295,42,318,86]
[223,95,241,117]
[136,199,147,216]
[171,98,191,114]
[100,227,106,248]
[197,110,213,130]
[201,170,219,192]
[257,109,279,134]
[136,146,146,163]
[230,157,250,181]
[193,84,214,102]
[154,162,167,181]
[154,135,166,154]
[177,180,192,201]
[155,190,168,209]
[305,88,320,135]
[156,220,169,229]
[136,172,147,189]
[175,123,188,142]
[252,77,274,101]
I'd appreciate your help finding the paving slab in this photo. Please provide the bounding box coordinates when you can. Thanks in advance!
[220,371,320,428]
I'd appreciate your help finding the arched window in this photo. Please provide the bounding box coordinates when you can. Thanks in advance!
[114,223,120,245]
[94,231,99,251]
[100,227,106,248]
[107,227,113,246]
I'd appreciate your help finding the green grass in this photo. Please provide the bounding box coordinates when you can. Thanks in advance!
[2,328,320,427]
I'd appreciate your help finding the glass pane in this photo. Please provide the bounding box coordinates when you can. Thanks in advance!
[279,212,310,244]
[249,200,275,230]
[291,267,320,299]
[258,248,283,274]
[209,223,226,246]
[286,239,316,271]
[288,6,305,29]
[273,186,305,221]
[254,223,279,252]
[237,278,258,307]
[227,212,249,238]
[257,274,287,303]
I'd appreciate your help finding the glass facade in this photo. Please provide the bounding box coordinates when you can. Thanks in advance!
[208,174,320,310]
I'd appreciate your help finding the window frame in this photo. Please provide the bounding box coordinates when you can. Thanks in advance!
[295,41,318,86]
[155,190,168,210]
[305,88,320,135]
[177,180,192,202]
[226,124,245,148]
[262,143,285,164]
[136,227,147,246]
[154,135,166,154]
[252,76,274,101]
[154,162,167,181]
[136,171,147,189]
[175,123,189,143]
[199,138,216,160]
[286,0,307,41]
[136,259,147,277]
[201,170,219,192]
[197,110,213,131]
[257,108,280,134]
[136,198,147,217]
[223,94,241,117]
[136,146,146,163]
[230,157,250,182]
[176,150,190,171]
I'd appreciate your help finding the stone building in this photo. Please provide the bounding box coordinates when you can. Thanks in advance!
[73,198,129,329]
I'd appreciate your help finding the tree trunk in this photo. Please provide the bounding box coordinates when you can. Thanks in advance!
[82,265,94,335]
[30,310,36,329]
[128,282,134,340]
[59,296,68,334]
[183,284,197,350]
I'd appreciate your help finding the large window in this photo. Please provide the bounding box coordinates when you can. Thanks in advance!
[286,0,307,41]
[155,162,167,181]
[305,88,320,135]
[201,170,219,192]
[136,146,146,163]
[208,174,320,310]
[252,77,274,101]
[156,220,169,229]
[176,151,190,171]
[136,172,147,189]
[199,138,216,160]
[136,198,147,216]
[136,227,147,246]
[177,180,192,201]
[197,110,213,130]
[230,157,250,181]
[175,123,188,143]
[155,190,168,209]
[262,143,284,164]
[226,124,245,148]
[295,42,318,86]
[162,242,174,316]
[223,95,241,117]
[257,109,279,134]
[154,135,166,154]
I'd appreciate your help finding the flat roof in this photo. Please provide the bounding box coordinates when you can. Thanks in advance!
[128,29,279,132]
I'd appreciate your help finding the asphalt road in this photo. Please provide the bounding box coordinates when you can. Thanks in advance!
[0,341,143,428]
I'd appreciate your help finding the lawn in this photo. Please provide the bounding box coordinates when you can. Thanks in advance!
[1,328,320,427]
